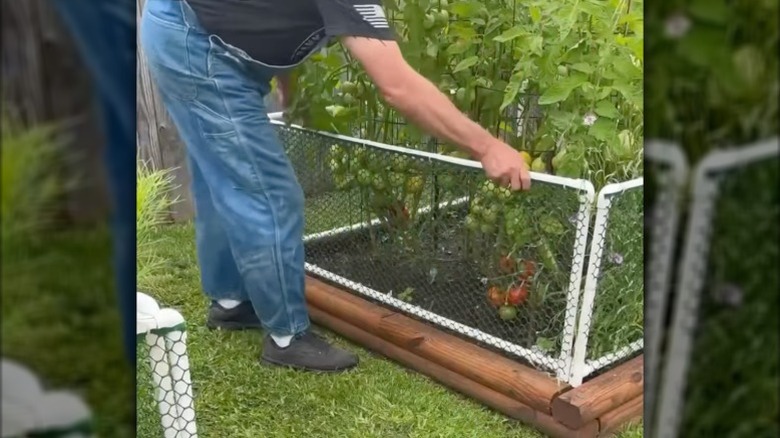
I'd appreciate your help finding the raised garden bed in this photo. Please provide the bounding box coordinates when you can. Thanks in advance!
[306,275,643,438]
[276,122,644,434]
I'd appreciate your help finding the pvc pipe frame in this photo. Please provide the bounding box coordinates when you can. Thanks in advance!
[568,177,644,387]
[642,140,689,432]
[274,122,655,384]
[654,137,779,438]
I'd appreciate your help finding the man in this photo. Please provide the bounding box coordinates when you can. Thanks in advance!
[139,0,531,373]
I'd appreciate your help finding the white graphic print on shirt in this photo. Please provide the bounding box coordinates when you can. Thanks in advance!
[353,4,389,28]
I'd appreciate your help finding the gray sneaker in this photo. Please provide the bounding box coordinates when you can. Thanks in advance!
[206,301,263,330]
[261,331,359,372]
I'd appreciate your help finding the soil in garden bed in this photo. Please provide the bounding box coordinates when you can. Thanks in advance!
[305,216,567,357]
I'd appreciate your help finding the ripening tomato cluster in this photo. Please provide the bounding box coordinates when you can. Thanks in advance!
[486,256,536,321]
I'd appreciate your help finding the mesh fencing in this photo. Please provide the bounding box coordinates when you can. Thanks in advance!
[655,139,779,438]
[137,324,197,438]
[277,123,595,381]
[569,180,644,385]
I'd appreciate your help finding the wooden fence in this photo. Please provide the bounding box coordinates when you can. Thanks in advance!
[2,0,109,223]
[136,0,194,220]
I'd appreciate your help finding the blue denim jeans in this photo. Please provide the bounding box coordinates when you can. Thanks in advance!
[50,0,136,362]
[140,0,310,336]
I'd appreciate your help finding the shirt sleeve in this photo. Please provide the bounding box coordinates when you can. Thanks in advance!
[314,0,397,41]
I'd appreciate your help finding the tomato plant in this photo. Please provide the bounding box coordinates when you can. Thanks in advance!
[288,0,645,335]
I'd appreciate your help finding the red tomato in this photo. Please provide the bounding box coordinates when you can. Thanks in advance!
[506,285,529,306]
[520,260,536,280]
[487,286,506,307]
[498,255,516,274]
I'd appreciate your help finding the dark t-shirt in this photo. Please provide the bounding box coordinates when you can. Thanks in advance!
[186,0,396,66]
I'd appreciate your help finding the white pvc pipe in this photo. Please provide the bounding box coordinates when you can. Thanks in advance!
[271,120,595,192]
[569,179,644,386]
[644,139,689,433]
[655,137,779,438]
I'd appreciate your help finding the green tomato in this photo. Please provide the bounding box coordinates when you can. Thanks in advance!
[464,214,479,231]
[480,180,498,197]
[499,305,518,321]
[389,172,406,188]
[342,93,356,105]
[372,176,386,190]
[405,176,424,194]
[557,65,568,76]
[531,157,546,173]
[482,207,498,224]
[456,87,466,102]
[357,169,371,186]
[424,13,436,29]
[437,10,450,24]
[496,186,512,201]
[480,223,493,234]
[438,174,455,190]
[340,81,357,93]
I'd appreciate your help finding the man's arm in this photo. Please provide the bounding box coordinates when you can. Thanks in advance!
[341,36,530,190]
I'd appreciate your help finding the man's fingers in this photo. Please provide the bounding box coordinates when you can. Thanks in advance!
[510,170,522,191]
[521,169,531,191]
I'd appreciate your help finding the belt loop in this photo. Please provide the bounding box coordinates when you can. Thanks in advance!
[179,0,199,29]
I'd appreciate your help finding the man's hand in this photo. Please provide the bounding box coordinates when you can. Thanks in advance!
[478,140,532,191]
[341,36,531,191]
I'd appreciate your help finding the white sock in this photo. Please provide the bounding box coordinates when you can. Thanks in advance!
[271,334,294,348]
[218,299,242,309]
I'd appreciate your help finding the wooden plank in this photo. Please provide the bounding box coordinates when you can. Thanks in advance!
[305,276,567,413]
[597,395,642,437]
[551,356,643,429]
[309,306,599,438]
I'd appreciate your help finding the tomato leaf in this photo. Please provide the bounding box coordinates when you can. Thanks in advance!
[538,74,587,105]
[449,0,485,18]
[493,26,525,43]
[529,6,542,24]
[588,118,614,142]
[569,63,594,74]
[501,77,522,111]
[453,56,479,73]
[594,100,620,119]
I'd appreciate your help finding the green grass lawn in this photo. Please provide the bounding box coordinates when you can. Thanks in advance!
[1,227,135,437]
[137,223,643,437]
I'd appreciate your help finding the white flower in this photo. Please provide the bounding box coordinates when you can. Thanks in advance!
[664,13,691,39]
[582,112,598,126]
[713,283,743,308]
[609,252,624,265]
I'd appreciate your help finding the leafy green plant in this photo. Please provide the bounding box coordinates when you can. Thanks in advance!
[287,0,644,358]
[136,162,178,285]
[1,115,67,248]
[646,0,778,160]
